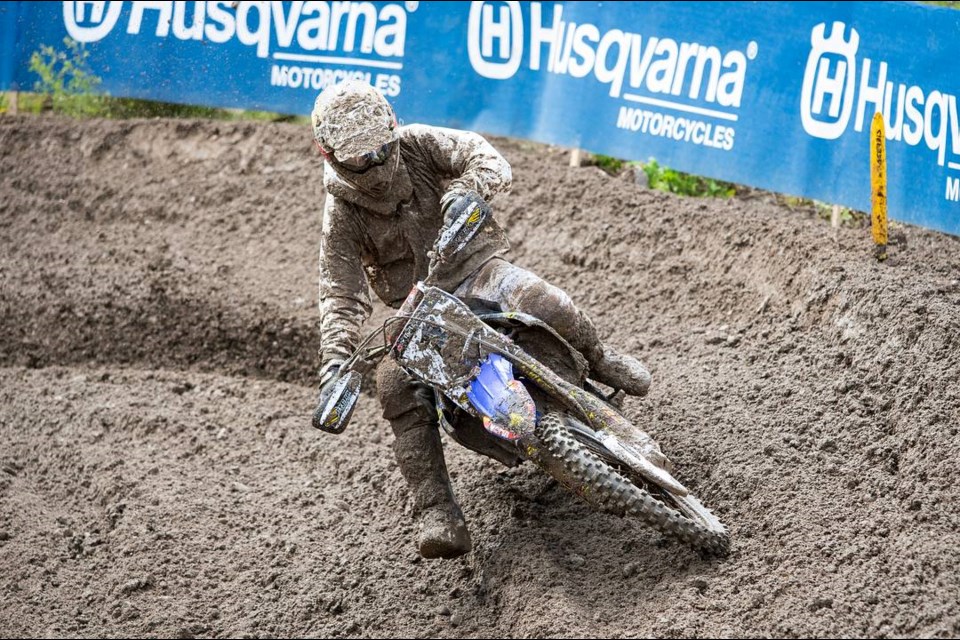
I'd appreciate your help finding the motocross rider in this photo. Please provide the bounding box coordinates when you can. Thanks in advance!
[312,80,651,559]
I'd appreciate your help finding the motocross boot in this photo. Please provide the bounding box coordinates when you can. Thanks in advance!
[392,419,472,559]
[378,358,472,558]
[575,311,652,397]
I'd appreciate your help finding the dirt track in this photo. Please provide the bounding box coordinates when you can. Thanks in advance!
[1,114,959,638]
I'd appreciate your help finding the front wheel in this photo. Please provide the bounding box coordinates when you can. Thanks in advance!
[536,413,729,555]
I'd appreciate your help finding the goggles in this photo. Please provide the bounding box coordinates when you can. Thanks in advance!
[335,139,397,172]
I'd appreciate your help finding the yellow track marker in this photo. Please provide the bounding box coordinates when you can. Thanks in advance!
[871,112,888,261]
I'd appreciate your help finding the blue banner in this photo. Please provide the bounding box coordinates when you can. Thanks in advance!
[2,1,959,235]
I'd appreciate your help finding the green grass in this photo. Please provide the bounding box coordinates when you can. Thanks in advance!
[638,158,737,198]
[777,195,867,228]
[586,153,737,198]
[3,37,302,124]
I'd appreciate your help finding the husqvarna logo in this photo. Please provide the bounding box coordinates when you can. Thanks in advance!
[63,1,123,43]
[467,1,523,80]
[800,21,859,140]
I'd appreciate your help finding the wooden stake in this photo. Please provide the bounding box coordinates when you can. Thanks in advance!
[569,148,582,167]
[870,112,888,261]
[831,204,841,228]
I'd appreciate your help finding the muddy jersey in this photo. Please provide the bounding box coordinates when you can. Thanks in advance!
[318,124,512,367]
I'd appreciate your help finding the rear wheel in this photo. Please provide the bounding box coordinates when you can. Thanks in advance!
[536,413,729,555]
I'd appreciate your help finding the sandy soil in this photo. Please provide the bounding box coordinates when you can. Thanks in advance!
[1,114,958,638]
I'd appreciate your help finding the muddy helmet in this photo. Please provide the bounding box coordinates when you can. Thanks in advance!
[311,80,398,172]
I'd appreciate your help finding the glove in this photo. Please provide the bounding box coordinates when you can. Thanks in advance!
[318,360,343,387]
[439,190,462,226]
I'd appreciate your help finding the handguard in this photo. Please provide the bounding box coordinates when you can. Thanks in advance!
[436,194,490,261]
[312,369,363,434]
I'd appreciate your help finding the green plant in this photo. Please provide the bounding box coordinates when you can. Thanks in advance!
[639,158,737,198]
[813,201,866,227]
[29,38,107,117]
[25,38,303,122]
[591,154,625,174]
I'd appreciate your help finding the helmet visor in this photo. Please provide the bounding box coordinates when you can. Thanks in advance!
[335,139,397,173]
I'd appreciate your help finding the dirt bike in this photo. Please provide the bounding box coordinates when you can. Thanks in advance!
[312,202,729,555]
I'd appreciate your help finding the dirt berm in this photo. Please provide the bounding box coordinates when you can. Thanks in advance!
[1,115,958,638]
